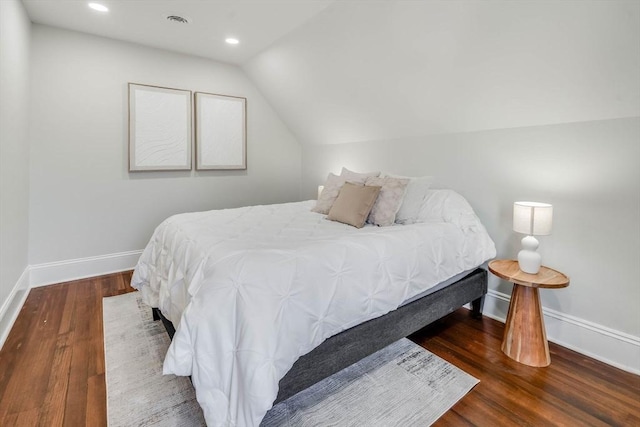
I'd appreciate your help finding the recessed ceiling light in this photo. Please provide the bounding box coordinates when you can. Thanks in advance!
[88,3,109,12]
[225,38,240,45]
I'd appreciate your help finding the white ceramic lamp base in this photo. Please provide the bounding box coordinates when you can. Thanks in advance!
[518,235,542,274]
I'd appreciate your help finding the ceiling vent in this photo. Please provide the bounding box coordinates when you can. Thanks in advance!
[166,15,189,24]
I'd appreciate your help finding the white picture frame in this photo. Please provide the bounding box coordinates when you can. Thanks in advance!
[195,92,247,170]
[128,83,192,171]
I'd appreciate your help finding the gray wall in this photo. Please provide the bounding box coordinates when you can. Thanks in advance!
[28,25,301,264]
[301,117,640,339]
[0,0,31,316]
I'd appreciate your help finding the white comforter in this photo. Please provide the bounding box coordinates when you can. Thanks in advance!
[131,198,495,426]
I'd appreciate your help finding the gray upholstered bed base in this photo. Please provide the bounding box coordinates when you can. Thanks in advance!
[152,267,487,404]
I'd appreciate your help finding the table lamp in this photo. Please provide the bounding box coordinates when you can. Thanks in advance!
[513,201,553,274]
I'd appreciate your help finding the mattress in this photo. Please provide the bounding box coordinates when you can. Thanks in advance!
[131,198,496,426]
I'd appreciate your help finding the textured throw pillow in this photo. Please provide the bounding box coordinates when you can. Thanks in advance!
[340,167,380,182]
[365,176,410,227]
[383,174,434,224]
[311,173,346,214]
[327,182,381,228]
[312,170,376,214]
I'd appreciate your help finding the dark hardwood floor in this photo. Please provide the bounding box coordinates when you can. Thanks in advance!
[411,312,640,426]
[0,271,638,426]
[0,271,134,426]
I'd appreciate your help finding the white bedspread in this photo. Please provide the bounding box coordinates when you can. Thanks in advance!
[131,198,495,426]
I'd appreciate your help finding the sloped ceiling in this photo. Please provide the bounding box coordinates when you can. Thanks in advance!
[20,1,640,146]
[244,1,640,145]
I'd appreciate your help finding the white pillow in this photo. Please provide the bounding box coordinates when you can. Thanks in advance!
[312,171,372,214]
[383,174,434,224]
[365,176,410,227]
[340,167,380,181]
[417,189,480,229]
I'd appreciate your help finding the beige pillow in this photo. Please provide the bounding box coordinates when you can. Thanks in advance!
[312,171,373,214]
[327,182,381,228]
[365,176,410,226]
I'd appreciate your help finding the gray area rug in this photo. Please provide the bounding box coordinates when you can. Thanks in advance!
[103,292,205,426]
[104,292,479,426]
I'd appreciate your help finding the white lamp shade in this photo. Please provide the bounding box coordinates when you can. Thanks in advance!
[513,202,553,236]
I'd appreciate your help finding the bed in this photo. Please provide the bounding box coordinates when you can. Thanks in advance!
[131,187,496,427]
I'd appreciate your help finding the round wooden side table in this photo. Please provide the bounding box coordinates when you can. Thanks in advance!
[488,259,570,367]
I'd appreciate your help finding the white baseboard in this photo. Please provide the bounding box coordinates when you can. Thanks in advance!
[482,289,640,375]
[0,267,30,350]
[29,250,142,288]
[0,250,142,350]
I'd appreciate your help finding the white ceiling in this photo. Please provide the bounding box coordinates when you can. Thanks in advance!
[21,0,334,65]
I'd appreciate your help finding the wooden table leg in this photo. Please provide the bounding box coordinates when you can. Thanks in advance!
[502,284,550,367]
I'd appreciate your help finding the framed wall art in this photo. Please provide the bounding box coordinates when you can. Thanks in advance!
[128,83,192,171]
[195,92,247,170]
